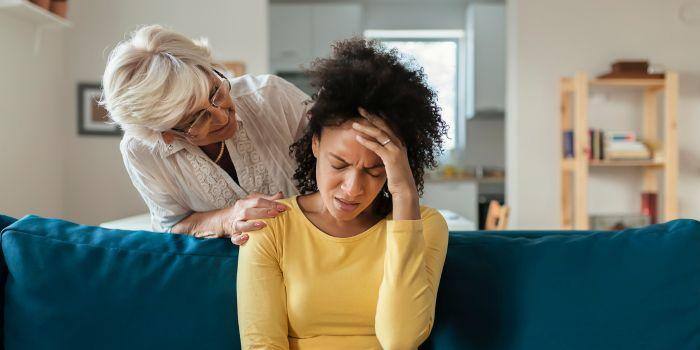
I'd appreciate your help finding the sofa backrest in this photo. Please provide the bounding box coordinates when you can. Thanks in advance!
[2,215,699,350]
[0,214,16,350]
[422,220,700,350]
[1,215,239,350]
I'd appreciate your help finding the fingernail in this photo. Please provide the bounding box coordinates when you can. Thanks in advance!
[254,222,262,227]
[241,234,249,240]
[277,205,287,211]
[352,122,360,128]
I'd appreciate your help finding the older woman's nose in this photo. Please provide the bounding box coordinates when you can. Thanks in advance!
[340,171,364,197]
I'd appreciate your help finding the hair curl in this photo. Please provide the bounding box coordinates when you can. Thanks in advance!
[289,37,448,215]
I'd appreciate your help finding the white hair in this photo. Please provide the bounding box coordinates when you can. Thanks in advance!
[101,25,222,145]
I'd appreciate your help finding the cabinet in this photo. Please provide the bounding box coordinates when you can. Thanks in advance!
[466,3,505,117]
[270,3,362,72]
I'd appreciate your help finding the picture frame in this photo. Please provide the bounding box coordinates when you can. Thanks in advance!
[78,83,120,136]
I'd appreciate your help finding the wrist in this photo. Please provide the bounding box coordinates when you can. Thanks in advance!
[391,193,420,221]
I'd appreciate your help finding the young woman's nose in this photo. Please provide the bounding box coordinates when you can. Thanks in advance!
[340,171,364,197]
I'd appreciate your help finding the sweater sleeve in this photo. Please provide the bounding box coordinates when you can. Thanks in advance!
[236,225,289,350]
[374,208,449,350]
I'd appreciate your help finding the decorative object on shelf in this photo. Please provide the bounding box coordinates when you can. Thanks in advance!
[597,60,665,80]
[589,214,650,231]
[29,0,49,10]
[49,0,66,18]
[641,192,659,224]
[78,83,120,136]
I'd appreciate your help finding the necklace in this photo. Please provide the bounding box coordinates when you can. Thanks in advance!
[214,141,226,163]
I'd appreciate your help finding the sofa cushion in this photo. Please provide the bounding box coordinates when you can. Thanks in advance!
[1,215,239,350]
[422,219,700,350]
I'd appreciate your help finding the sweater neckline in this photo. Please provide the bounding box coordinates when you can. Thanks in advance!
[291,195,387,243]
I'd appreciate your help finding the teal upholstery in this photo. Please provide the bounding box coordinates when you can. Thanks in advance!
[423,220,700,350]
[0,214,16,349]
[1,215,699,349]
[1,215,239,350]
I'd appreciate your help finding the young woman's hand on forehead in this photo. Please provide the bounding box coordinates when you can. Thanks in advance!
[352,107,418,206]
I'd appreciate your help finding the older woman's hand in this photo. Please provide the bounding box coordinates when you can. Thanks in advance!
[224,192,289,245]
[171,192,289,245]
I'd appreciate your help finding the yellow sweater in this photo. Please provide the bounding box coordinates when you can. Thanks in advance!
[236,196,449,350]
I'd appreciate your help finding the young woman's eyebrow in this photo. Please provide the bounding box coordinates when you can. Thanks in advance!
[329,153,384,169]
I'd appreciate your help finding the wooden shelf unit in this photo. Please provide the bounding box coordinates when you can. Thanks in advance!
[559,72,679,230]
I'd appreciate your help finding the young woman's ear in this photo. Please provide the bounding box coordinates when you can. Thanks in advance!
[312,134,319,158]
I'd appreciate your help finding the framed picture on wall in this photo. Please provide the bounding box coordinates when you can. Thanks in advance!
[78,83,120,136]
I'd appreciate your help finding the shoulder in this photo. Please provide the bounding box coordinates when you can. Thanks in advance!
[419,206,449,241]
[240,197,300,259]
[120,135,158,163]
[256,197,299,236]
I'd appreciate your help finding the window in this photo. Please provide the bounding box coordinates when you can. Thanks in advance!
[364,30,464,151]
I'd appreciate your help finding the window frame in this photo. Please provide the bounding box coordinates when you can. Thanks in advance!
[364,29,466,153]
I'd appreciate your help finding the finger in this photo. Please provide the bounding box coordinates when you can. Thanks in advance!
[352,121,389,141]
[357,107,402,146]
[269,191,284,200]
[244,196,289,212]
[355,134,389,159]
[240,207,283,220]
[260,191,284,201]
[230,233,249,246]
[234,220,267,233]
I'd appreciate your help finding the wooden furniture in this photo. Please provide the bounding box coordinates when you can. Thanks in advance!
[559,72,679,229]
[485,200,509,230]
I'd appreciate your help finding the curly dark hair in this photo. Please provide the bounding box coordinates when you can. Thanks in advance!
[289,37,448,215]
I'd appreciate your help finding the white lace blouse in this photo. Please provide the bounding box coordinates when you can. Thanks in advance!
[120,74,311,232]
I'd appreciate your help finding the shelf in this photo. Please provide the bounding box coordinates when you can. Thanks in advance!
[590,78,665,88]
[561,77,665,91]
[559,71,678,230]
[589,159,665,167]
[0,0,72,27]
[562,158,665,170]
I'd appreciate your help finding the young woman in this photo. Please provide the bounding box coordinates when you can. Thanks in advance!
[236,38,449,349]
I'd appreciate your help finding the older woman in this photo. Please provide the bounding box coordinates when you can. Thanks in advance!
[102,25,310,244]
[236,38,449,349]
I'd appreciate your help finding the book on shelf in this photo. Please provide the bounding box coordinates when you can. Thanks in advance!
[562,128,651,161]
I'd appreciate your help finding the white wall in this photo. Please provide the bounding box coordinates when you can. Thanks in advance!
[507,0,700,228]
[62,0,269,225]
[0,16,66,219]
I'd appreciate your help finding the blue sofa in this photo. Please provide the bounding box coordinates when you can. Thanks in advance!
[1,214,699,350]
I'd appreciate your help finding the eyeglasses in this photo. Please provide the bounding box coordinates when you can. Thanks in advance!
[171,68,232,138]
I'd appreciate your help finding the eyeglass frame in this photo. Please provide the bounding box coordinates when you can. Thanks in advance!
[170,68,232,138]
